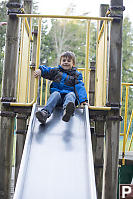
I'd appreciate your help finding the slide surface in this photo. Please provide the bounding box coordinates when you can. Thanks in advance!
[14,104,97,199]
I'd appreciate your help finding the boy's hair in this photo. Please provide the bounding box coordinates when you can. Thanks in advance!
[60,51,76,65]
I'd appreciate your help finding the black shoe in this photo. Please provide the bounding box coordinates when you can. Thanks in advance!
[35,110,49,124]
[62,102,75,122]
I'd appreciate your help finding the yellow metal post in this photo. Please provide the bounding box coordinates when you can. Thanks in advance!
[85,20,90,100]
[26,18,31,103]
[28,18,33,103]
[122,85,129,165]
[40,77,43,105]
[95,20,100,106]
[34,18,42,101]
[128,130,133,151]
[125,110,133,144]
[103,20,108,105]
[45,80,48,105]
[24,17,33,41]
[120,84,123,135]
[17,18,25,102]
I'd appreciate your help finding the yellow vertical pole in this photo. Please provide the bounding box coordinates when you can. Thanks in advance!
[95,20,100,106]
[17,18,25,102]
[28,17,32,103]
[102,20,105,105]
[122,85,129,165]
[125,110,133,144]
[103,20,108,106]
[45,79,48,105]
[40,77,43,105]
[120,84,123,136]
[85,20,90,100]
[82,71,85,83]
[120,85,123,116]
[24,18,29,103]
[26,17,31,103]
[128,130,133,151]
[34,18,42,101]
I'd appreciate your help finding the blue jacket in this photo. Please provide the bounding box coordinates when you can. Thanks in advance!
[39,65,88,104]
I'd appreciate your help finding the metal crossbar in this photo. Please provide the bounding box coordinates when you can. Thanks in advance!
[16,14,113,21]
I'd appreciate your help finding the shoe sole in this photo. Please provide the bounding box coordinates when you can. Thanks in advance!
[35,111,47,124]
[62,102,75,122]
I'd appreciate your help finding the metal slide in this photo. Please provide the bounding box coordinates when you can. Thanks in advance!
[14,104,97,199]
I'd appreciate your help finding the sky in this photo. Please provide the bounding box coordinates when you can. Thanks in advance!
[0,0,132,21]
[37,0,133,22]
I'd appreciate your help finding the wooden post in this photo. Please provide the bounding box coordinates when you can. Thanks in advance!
[30,26,38,101]
[100,4,109,17]
[90,5,109,198]
[94,117,105,199]
[102,0,124,199]
[0,0,21,198]
[15,0,33,186]
[100,4,109,28]
[23,0,33,14]
[15,114,28,185]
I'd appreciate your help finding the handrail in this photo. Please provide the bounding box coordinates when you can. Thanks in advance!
[120,83,133,165]
[98,22,104,43]
[89,106,111,110]
[24,17,33,41]
[17,18,25,102]
[16,14,113,21]
[9,18,42,107]
[122,83,133,86]
[85,20,90,99]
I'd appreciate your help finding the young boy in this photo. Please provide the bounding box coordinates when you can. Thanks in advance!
[34,51,88,124]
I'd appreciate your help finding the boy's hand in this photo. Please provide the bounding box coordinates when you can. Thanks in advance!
[34,69,41,78]
[80,101,88,108]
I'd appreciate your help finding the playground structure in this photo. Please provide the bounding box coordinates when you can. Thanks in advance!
[10,14,112,107]
[0,0,131,199]
[13,13,112,199]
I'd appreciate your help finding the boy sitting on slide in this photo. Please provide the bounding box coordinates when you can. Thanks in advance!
[34,51,88,124]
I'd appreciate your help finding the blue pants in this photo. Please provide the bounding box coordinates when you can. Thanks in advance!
[42,91,76,115]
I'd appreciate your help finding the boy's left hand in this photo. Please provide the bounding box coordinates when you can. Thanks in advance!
[34,69,41,78]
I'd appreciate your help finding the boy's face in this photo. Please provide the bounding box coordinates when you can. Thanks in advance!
[60,56,74,70]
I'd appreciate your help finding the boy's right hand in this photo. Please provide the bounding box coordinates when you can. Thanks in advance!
[34,69,41,78]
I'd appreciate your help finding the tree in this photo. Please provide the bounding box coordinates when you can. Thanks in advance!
[122,17,133,83]
[40,18,96,67]
[121,17,133,117]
